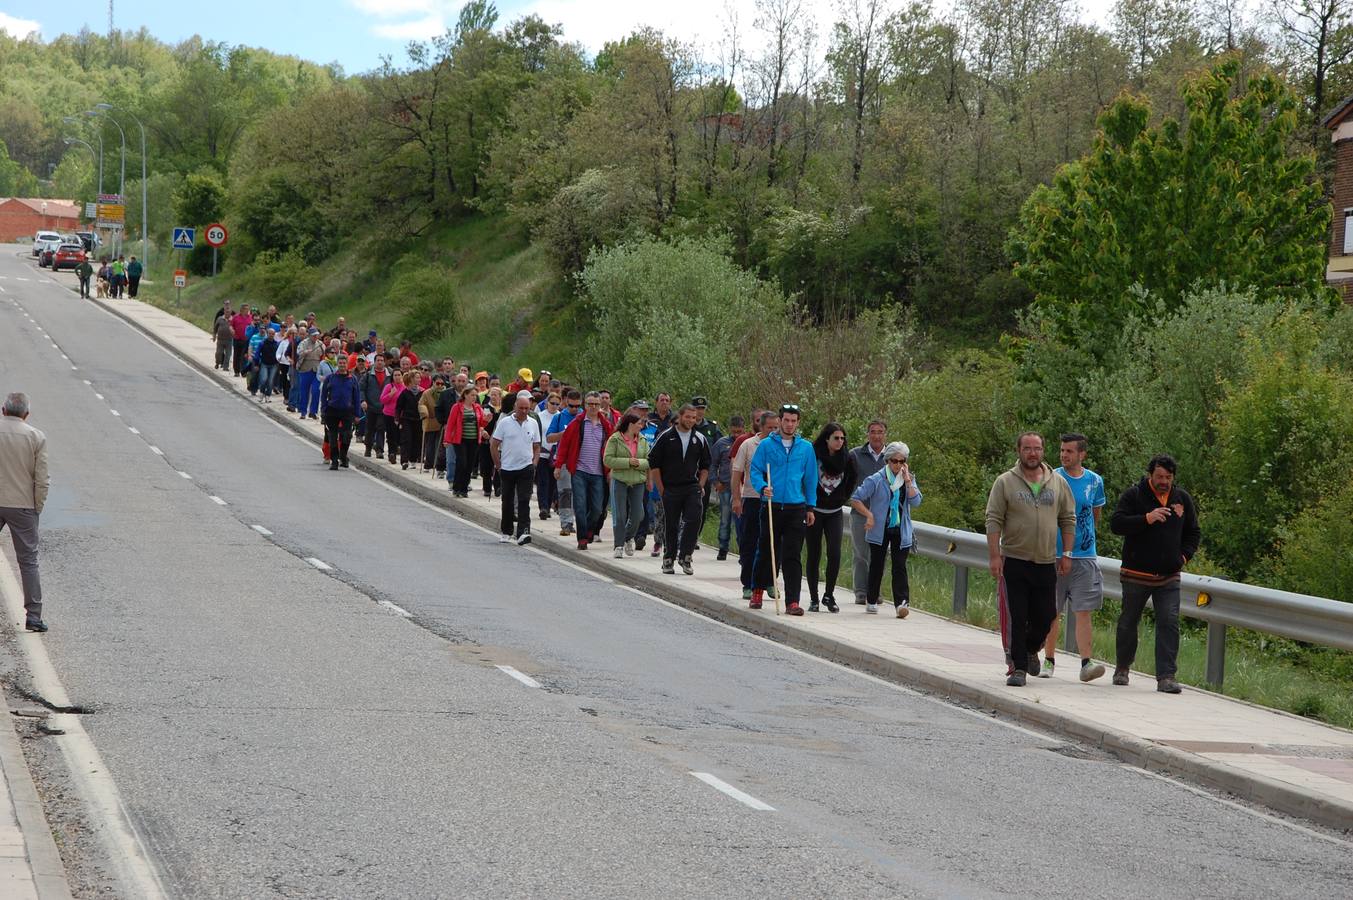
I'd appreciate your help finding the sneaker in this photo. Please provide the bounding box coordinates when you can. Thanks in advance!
[808,600,820,612]
[624,540,634,557]
[823,596,839,613]
[339,459,349,468]
[613,546,624,559]
[679,557,693,575]
[634,537,646,552]
[1112,668,1130,686]
[661,559,675,575]
[329,461,339,471]
[560,528,571,537]
[749,589,763,609]
[1080,662,1106,682]
[866,603,879,614]
[786,603,803,616]
[499,534,511,543]
[895,603,909,619]
[1157,677,1182,694]
[1006,670,1027,687]
[1040,657,1055,678]
[577,540,588,551]
[650,545,661,558]
[24,620,47,633]
[716,549,727,561]
[516,533,531,546]
[1026,652,1041,678]
[742,588,752,600]
[855,596,867,605]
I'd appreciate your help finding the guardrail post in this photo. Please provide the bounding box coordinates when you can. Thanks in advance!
[1205,622,1227,687]
[952,566,968,617]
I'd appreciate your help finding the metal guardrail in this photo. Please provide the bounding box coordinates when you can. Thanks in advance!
[907,521,1353,687]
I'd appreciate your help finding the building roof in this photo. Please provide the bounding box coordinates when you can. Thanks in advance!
[0,198,81,218]
[1322,95,1353,129]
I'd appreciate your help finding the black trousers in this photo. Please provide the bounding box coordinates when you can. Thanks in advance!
[662,485,703,561]
[479,444,500,494]
[322,410,354,463]
[384,417,402,462]
[276,364,291,404]
[1003,557,1057,674]
[755,503,808,606]
[364,411,385,453]
[867,527,910,607]
[806,509,844,603]
[500,466,534,537]
[232,338,247,375]
[535,458,557,516]
[128,275,140,297]
[738,496,763,589]
[400,419,420,465]
[453,442,478,494]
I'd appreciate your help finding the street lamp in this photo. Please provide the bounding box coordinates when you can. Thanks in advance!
[96,102,149,271]
[63,116,102,194]
[86,107,126,254]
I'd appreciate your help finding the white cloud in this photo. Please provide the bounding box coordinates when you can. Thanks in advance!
[372,14,449,40]
[0,12,41,39]
[349,0,438,18]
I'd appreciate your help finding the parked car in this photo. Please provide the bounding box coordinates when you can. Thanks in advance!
[74,230,102,253]
[31,231,62,258]
[51,243,87,271]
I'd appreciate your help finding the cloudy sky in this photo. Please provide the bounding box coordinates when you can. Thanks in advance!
[4,1,1118,75]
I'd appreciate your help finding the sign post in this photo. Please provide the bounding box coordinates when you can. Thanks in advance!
[171,228,195,304]
[204,223,228,276]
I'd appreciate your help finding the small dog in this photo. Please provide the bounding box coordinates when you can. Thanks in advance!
[95,278,109,299]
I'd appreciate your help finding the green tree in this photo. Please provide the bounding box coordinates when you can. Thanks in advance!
[174,170,227,229]
[0,139,39,195]
[1009,59,1331,350]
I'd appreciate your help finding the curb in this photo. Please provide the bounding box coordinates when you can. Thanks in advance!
[100,296,1353,834]
[0,694,74,900]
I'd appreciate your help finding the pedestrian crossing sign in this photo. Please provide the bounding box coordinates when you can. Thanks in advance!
[172,228,195,250]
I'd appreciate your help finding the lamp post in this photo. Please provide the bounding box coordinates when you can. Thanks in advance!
[63,116,103,194]
[86,108,126,254]
[97,102,149,271]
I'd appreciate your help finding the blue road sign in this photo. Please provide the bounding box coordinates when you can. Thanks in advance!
[172,227,195,250]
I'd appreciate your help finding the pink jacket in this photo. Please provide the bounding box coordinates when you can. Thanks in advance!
[380,382,405,417]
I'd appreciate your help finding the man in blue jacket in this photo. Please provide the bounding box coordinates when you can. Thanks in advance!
[320,357,361,471]
[749,404,819,615]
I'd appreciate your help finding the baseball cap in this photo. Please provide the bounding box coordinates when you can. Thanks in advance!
[518,367,533,381]
[474,370,489,381]
[368,329,377,336]
[690,396,708,408]
[629,399,651,410]
[307,327,320,335]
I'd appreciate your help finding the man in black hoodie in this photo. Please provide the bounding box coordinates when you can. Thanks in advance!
[1109,453,1201,693]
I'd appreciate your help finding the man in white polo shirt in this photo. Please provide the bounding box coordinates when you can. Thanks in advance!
[491,391,542,545]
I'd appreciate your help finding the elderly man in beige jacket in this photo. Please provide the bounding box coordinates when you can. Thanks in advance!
[0,393,50,632]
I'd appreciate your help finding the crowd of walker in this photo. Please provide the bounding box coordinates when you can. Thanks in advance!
[2,303,1202,693]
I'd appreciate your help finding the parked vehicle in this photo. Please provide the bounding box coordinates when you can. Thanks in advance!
[74,230,102,253]
[51,243,88,271]
[31,231,62,258]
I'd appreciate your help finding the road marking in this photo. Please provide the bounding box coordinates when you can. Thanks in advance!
[177,471,192,479]
[250,525,273,536]
[128,427,140,435]
[61,354,69,360]
[209,496,227,506]
[0,557,168,898]
[495,665,541,689]
[304,557,332,571]
[94,393,104,400]
[378,599,413,618]
[71,366,77,370]
[110,410,120,417]
[690,773,775,811]
[15,277,29,282]
[83,380,91,385]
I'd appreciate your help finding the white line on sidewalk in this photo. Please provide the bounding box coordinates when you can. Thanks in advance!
[209,496,227,506]
[128,427,140,435]
[378,600,413,618]
[689,772,776,811]
[495,665,541,689]
[250,525,273,536]
[148,446,163,455]
[305,557,332,571]
[177,471,192,479]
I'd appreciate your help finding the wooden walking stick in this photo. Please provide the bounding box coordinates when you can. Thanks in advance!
[766,464,782,615]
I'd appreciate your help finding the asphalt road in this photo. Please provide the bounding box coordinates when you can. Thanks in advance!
[0,246,1350,899]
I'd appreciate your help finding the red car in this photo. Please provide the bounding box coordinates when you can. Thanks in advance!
[51,243,88,271]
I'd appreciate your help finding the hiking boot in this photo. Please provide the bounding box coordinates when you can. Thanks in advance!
[1006,670,1027,687]
[661,558,675,575]
[1040,657,1054,678]
[679,556,694,576]
[1080,662,1106,682]
[786,603,804,616]
[749,590,763,610]
[1157,677,1182,694]
[716,549,727,561]
[1025,652,1041,678]
[1112,668,1130,686]
[823,596,839,613]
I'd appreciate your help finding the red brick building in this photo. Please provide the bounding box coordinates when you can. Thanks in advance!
[0,198,82,243]
[1322,98,1353,301]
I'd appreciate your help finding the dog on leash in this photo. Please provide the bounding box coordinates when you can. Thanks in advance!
[95,278,109,299]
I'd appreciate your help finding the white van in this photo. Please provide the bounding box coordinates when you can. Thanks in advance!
[31,231,62,257]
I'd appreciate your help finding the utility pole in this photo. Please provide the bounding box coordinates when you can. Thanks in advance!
[108,0,114,40]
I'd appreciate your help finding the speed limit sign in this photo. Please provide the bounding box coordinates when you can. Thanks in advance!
[204,223,229,247]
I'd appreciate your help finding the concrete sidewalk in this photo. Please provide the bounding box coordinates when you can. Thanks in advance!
[88,289,1353,832]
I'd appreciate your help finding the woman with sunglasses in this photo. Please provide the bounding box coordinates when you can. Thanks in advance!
[806,423,859,612]
[849,441,922,616]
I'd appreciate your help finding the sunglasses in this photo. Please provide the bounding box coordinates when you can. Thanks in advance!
[887,457,908,465]
[779,404,800,414]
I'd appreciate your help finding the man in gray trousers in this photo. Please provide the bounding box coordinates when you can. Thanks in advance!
[849,421,888,604]
[0,393,50,632]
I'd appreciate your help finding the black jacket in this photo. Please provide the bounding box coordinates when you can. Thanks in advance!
[814,451,859,511]
[1110,477,1201,579]
[649,427,710,490]
[435,387,458,426]
[359,371,388,412]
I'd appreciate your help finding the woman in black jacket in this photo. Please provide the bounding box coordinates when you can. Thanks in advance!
[395,371,423,470]
[806,422,859,613]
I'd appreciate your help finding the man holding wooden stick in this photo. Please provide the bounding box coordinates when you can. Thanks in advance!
[749,404,819,616]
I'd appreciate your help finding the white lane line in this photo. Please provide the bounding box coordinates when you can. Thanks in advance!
[128,427,140,435]
[82,380,91,386]
[61,354,69,360]
[177,471,192,479]
[690,773,776,811]
[304,557,332,571]
[15,277,29,282]
[0,557,168,898]
[209,496,227,506]
[378,599,413,618]
[148,446,163,455]
[70,366,77,370]
[495,665,541,689]
[110,410,120,417]
[94,393,104,400]
[250,525,273,536]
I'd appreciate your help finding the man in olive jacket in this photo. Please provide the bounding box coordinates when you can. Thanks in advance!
[0,393,50,631]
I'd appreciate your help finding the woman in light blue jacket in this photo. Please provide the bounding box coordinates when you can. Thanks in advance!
[849,441,921,617]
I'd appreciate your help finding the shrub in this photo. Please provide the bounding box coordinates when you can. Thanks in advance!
[241,249,320,308]
[388,264,459,344]
[1263,476,1353,601]
[538,168,651,275]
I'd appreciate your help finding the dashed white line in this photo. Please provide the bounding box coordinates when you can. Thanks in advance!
[304,557,332,571]
[128,427,140,435]
[495,665,541,689]
[177,471,192,480]
[378,600,413,618]
[148,446,163,455]
[110,410,120,417]
[690,773,776,811]
[94,393,104,400]
[61,354,69,360]
[82,380,91,386]
[249,525,273,536]
[209,496,227,506]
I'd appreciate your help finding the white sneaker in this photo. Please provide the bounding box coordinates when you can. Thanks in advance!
[516,533,531,546]
[866,603,879,614]
[613,546,624,558]
[624,540,634,557]
[498,534,511,543]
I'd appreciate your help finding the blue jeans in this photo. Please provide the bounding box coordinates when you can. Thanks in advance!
[257,363,277,397]
[297,371,320,417]
[445,440,456,486]
[610,480,645,547]
[717,488,736,552]
[571,471,604,541]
